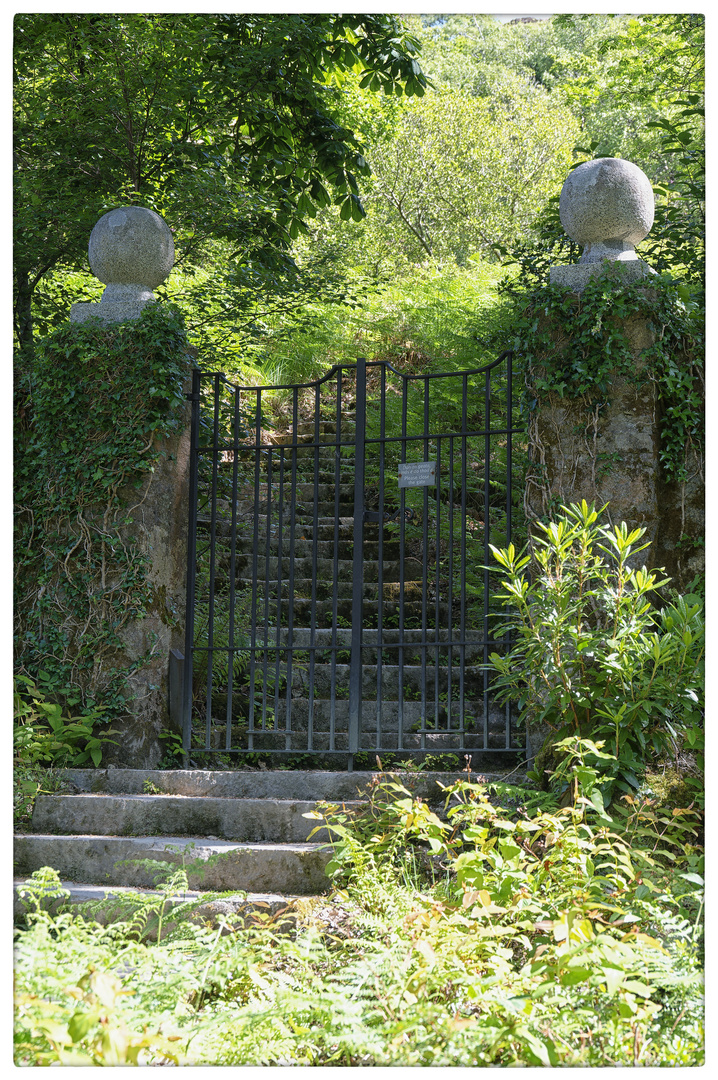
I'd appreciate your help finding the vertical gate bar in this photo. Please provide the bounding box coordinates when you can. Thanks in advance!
[505,353,514,751]
[506,352,513,544]
[420,377,430,748]
[274,447,285,732]
[397,375,409,752]
[205,373,222,751]
[348,357,367,764]
[284,389,300,751]
[307,382,322,752]
[376,364,386,748]
[260,445,273,733]
[329,369,342,752]
[483,370,491,748]
[459,374,468,751]
[447,435,454,732]
[225,385,241,750]
[182,368,201,758]
[434,437,442,730]
[247,388,263,749]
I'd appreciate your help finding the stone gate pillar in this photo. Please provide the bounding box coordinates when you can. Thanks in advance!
[528,158,703,587]
[70,207,191,766]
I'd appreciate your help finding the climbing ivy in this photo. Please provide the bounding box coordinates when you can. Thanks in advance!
[509,268,704,487]
[14,304,192,722]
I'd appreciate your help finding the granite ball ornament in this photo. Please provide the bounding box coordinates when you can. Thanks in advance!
[88,206,175,303]
[559,158,654,265]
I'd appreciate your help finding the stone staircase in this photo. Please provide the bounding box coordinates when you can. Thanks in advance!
[14,767,516,923]
[192,414,522,761]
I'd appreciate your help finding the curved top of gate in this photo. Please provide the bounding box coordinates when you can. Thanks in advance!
[208,350,515,394]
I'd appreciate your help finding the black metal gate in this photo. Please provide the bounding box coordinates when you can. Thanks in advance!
[181,354,524,768]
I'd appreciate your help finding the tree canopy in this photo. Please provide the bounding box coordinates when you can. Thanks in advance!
[14,13,704,366]
[13,13,427,348]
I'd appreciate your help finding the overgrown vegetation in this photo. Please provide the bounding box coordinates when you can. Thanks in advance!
[14,305,190,723]
[488,501,704,805]
[508,268,704,491]
[15,752,703,1065]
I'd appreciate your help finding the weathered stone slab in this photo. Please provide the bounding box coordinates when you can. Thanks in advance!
[14,834,331,894]
[57,768,519,801]
[31,794,356,843]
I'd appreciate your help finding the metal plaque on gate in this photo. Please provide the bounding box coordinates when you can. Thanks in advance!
[398,460,437,488]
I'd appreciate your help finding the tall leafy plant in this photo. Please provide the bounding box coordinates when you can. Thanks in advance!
[487,501,704,799]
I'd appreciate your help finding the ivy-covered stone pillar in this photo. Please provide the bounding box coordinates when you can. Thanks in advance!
[526,158,703,588]
[17,208,192,768]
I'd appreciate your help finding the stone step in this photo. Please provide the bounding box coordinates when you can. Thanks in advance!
[13,879,310,933]
[202,662,490,697]
[58,768,494,801]
[30,794,357,843]
[217,555,408,584]
[204,645,488,669]
[14,834,331,895]
[245,660,488,695]
[208,697,508,730]
[240,627,487,648]
[193,730,522,755]
[197,537,404,563]
[196,597,454,627]
[222,579,432,604]
[199,516,402,539]
[241,539,402,561]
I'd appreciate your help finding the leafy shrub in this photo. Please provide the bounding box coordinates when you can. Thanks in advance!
[14,674,118,769]
[487,501,704,800]
[14,674,119,825]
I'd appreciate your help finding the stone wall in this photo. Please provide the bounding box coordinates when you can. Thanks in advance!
[103,399,192,767]
[527,304,703,589]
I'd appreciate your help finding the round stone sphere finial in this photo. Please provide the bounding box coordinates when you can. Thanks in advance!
[88,206,175,303]
[559,158,654,265]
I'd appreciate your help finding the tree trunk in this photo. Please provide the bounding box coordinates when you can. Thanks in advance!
[15,268,35,356]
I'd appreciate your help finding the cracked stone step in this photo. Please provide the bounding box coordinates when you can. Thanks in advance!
[30,794,359,843]
[58,768,500,800]
[14,834,331,895]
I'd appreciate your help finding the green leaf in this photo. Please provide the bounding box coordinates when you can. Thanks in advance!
[68,1008,100,1042]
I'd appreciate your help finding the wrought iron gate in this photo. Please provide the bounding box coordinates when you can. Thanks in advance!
[182,354,525,768]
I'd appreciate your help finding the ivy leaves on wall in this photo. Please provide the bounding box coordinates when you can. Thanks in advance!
[15,304,192,719]
[510,270,703,487]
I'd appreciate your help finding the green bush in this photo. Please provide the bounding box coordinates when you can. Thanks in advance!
[14,674,119,825]
[487,501,704,801]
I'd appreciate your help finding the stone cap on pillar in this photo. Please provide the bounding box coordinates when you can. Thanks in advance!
[70,206,175,324]
[550,158,657,291]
